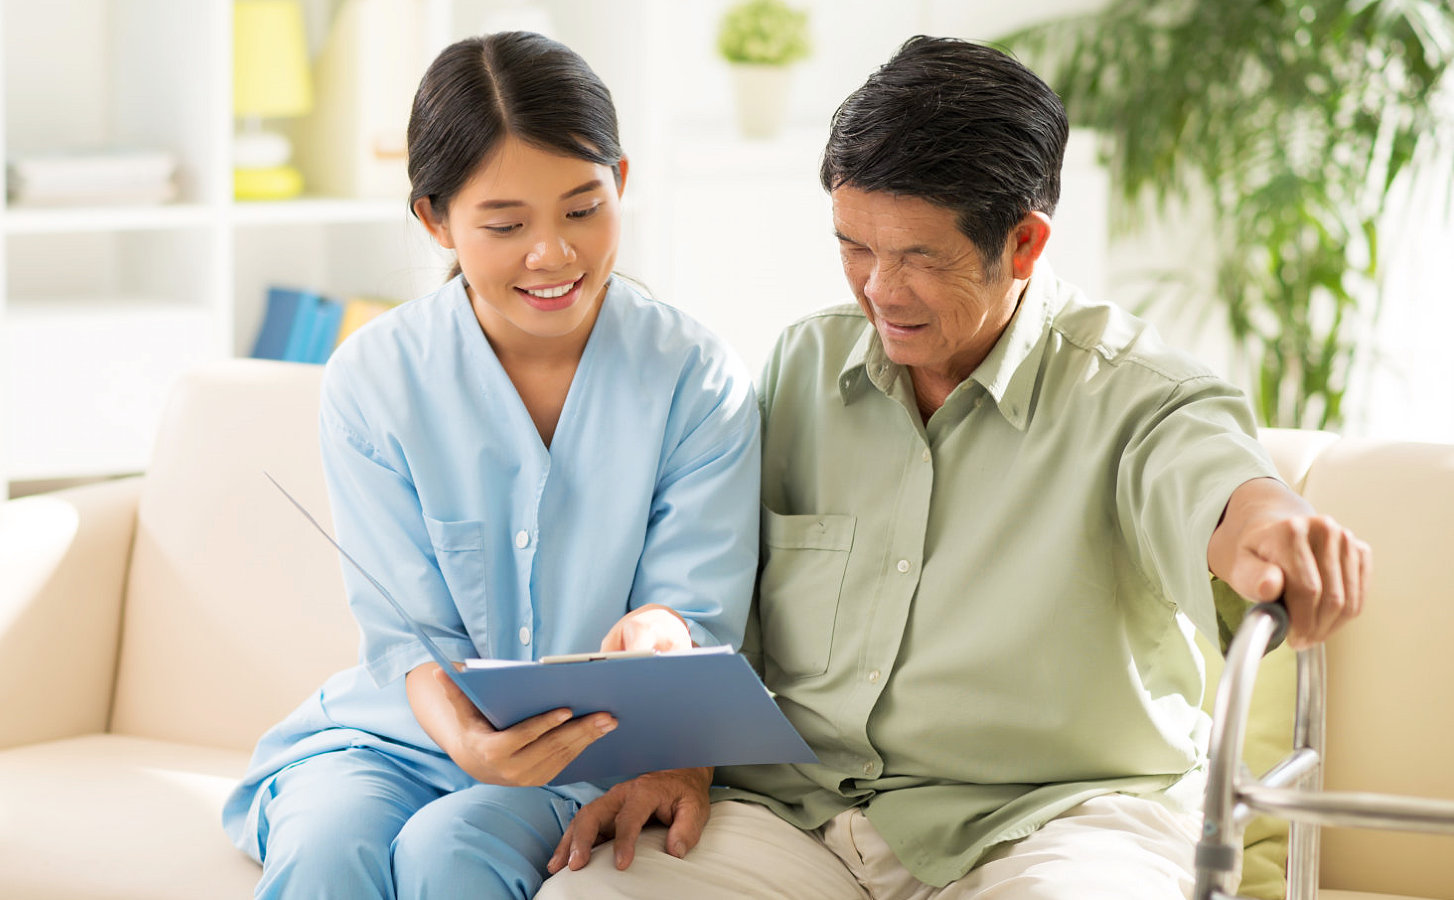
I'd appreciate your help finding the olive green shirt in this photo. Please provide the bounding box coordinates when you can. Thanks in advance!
[714,267,1278,886]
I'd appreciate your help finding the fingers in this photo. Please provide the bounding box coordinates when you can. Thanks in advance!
[622,607,693,653]
[663,786,710,859]
[1253,515,1367,649]
[1274,523,1322,647]
[1233,555,1284,604]
[598,619,627,653]
[517,713,617,785]
[1307,522,1348,645]
[1354,537,1372,617]
[602,605,693,654]
[500,707,578,750]
[549,770,711,872]
[622,616,675,654]
[548,798,614,874]
[465,709,615,787]
[610,793,656,870]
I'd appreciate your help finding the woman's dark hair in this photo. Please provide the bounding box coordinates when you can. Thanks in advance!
[821,36,1068,279]
[406,31,622,231]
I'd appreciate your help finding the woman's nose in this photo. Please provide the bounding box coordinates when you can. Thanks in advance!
[526,231,575,269]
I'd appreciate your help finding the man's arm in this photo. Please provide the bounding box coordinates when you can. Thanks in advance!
[1207,476,1371,648]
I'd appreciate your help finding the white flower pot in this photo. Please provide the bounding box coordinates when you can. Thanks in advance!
[729,63,794,139]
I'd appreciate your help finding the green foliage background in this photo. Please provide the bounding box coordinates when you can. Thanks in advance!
[1007,0,1454,429]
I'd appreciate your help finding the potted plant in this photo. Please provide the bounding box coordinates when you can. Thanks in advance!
[1005,0,1454,429]
[717,0,811,139]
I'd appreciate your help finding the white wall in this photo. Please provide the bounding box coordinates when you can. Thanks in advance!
[577,0,1112,374]
[1348,171,1454,442]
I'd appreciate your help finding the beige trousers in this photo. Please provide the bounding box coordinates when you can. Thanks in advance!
[536,794,1206,899]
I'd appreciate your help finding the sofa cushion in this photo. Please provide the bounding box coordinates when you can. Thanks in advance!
[110,360,359,752]
[0,734,257,899]
[1302,439,1454,900]
[0,477,139,749]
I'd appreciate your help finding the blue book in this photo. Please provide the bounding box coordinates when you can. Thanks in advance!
[279,289,326,363]
[305,297,345,364]
[267,473,819,784]
[251,287,305,360]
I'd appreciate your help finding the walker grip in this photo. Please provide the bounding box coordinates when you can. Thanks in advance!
[1253,599,1290,654]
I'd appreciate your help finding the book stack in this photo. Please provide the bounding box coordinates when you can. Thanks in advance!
[5,149,179,207]
[251,286,400,365]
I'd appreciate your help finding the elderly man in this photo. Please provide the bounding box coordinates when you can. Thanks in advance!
[538,36,1368,899]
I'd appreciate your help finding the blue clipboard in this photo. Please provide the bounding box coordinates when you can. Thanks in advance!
[265,473,819,784]
[458,646,817,783]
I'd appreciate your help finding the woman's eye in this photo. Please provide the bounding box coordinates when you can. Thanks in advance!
[483,223,521,235]
[566,204,600,220]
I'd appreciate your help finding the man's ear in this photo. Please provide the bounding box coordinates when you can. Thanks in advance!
[1009,211,1052,280]
[413,197,455,250]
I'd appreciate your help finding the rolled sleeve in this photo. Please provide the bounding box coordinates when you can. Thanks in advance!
[1116,376,1281,641]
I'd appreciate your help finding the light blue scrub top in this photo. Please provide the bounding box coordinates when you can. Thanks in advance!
[223,275,761,857]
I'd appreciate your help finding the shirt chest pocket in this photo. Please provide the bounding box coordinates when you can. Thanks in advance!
[758,510,856,680]
[422,515,489,623]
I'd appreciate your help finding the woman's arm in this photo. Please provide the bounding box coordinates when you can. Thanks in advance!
[618,361,762,650]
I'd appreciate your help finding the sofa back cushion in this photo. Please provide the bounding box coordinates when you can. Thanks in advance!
[1302,438,1454,899]
[110,359,358,751]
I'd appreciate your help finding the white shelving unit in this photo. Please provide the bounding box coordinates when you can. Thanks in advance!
[0,0,463,495]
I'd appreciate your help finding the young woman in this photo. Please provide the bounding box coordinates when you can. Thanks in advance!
[221,31,760,899]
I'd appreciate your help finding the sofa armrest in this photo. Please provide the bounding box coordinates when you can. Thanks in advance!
[0,477,142,749]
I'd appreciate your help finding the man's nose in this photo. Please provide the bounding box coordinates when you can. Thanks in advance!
[864,260,902,304]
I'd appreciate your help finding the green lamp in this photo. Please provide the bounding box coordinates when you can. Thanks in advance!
[233,0,313,200]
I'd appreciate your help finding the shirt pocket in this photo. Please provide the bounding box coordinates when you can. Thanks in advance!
[422,514,488,623]
[758,509,856,680]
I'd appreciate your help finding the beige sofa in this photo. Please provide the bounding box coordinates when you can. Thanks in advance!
[0,358,1449,899]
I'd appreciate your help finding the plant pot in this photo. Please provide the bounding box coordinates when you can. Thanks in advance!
[728,62,794,139]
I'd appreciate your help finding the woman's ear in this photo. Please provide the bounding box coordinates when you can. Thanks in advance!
[413,197,455,250]
[614,155,630,197]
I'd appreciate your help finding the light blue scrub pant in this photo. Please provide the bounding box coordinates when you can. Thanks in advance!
[251,748,581,900]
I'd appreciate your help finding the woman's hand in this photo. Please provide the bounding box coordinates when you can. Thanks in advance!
[599,603,694,653]
[406,663,617,786]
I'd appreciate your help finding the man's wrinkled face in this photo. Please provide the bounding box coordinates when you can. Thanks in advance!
[831,186,1019,380]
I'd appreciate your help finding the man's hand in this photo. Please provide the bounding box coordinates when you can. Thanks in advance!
[599,603,694,653]
[1209,477,1372,649]
[547,767,713,873]
[405,664,617,786]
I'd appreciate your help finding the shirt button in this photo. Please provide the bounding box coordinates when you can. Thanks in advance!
[921,448,931,462]
[514,530,530,549]
[867,669,881,683]
[518,626,531,645]
[896,559,911,573]
[863,762,875,775]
